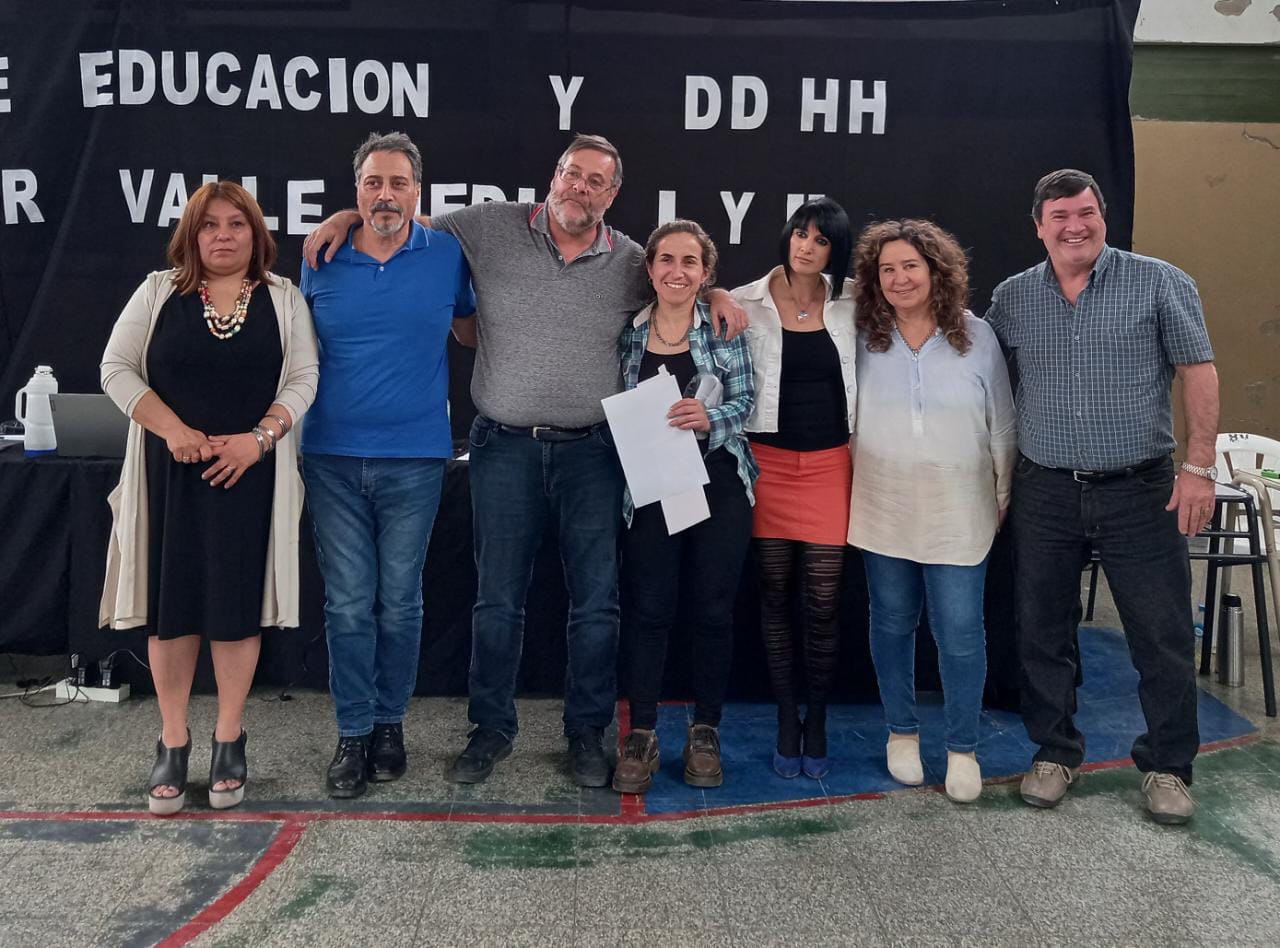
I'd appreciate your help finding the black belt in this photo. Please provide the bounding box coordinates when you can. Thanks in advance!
[493,421,604,442]
[1040,455,1168,484]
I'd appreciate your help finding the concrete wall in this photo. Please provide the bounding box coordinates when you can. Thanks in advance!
[1135,0,1280,44]
[1133,121,1280,441]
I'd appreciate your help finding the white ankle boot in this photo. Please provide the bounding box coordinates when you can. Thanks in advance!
[945,751,982,803]
[886,737,923,786]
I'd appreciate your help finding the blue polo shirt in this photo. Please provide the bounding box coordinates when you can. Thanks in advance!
[300,222,475,458]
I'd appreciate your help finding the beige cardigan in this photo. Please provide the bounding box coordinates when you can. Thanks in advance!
[99,270,319,630]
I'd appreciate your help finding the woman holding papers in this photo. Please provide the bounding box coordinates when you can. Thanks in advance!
[849,219,1015,802]
[733,197,857,780]
[100,181,318,814]
[612,220,757,794]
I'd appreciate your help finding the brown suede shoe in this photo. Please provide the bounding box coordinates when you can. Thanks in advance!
[683,724,723,788]
[611,729,659,794]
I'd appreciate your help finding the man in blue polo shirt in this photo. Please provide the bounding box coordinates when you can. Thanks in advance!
[301,132,475,799]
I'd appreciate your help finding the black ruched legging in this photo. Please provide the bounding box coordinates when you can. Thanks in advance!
[755,538,844,756]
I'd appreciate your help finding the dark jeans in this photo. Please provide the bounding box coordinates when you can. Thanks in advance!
[623,452,753,730]
[303,454,446,737]
[467,416,624,738]
[1011,455,1199,782]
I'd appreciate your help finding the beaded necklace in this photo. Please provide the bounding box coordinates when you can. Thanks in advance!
[199,279,253,340]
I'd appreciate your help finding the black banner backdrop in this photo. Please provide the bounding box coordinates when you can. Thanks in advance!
[0,0,1140,425]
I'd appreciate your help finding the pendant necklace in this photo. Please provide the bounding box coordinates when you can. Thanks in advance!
[793,284,824,321]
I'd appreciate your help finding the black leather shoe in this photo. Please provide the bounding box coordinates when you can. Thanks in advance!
[327,735,370,799]
[368,723,407,782]
[568,726,609,788]
[147,730,191,816]
[209,730,248,810]
[447,727,512,784]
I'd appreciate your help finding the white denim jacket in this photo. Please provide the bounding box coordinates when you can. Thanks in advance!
[731,267,858,435]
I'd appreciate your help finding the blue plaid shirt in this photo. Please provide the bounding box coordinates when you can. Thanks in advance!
[619,300,758,524]
[985,245,1214,471]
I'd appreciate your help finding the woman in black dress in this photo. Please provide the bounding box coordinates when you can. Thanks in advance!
[101,181,318,814]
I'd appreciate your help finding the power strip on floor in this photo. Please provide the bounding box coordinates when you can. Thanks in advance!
[54,679,131,703]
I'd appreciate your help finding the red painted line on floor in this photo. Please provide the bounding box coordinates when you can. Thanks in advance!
[0,731,1260,831]
[156,816,311,948]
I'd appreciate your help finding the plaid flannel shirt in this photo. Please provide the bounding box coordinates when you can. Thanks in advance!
[985,245,1214,471]
[618,300,758,524]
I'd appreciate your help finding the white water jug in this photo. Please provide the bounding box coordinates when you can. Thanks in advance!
[15,365,58,456]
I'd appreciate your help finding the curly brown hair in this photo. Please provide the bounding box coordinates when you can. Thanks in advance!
[852,219,971,355]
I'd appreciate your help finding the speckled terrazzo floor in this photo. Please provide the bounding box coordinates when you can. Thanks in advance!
[2,569,1278,947]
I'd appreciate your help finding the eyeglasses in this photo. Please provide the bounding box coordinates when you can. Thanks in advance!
[557,165,615,195]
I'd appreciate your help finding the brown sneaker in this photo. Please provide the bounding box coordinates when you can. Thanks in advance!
[611,729,659,794]
[1142,772,1195,825]
[683,724,723,788]
[1019,761,1079,808]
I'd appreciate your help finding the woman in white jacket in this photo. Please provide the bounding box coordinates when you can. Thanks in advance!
[732,198,857,780]
[100,181,318,815]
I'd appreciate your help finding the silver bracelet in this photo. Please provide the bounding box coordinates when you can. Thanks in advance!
[251,427,268,461]
[265,412,290,437]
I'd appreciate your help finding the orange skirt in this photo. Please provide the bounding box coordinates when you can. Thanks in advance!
[750,442,852,545]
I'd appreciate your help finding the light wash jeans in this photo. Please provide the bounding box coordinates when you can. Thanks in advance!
[862,549,989,753]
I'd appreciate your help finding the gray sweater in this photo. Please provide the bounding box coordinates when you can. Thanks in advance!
[434,201,648,428]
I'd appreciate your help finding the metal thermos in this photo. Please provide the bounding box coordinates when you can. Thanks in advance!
[1217,593,1245,688]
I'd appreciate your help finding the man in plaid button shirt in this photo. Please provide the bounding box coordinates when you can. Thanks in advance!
[985,169,1219,825]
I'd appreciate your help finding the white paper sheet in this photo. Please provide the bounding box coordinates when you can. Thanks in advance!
[601,367,709,508]
[661,485,711,534]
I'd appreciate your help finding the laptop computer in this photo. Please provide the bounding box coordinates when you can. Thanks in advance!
[51,393,130,458]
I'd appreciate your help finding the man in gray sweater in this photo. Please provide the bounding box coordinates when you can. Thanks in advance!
[306,134,744,789]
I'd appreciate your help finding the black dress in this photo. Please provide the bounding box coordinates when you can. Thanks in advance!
[145,285,282,641]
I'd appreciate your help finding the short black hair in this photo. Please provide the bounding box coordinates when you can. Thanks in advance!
[1031,168,1107,222]
[777,197,852,300]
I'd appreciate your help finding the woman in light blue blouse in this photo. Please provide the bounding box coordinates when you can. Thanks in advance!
[612,220,757,795]
[849,219,1016,803]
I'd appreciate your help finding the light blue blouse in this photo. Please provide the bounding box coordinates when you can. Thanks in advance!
[848,313,1017,566]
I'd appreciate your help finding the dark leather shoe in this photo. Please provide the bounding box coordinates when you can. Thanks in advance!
[447,727,512,784]
[568,726,609,788]
[612,729,659,794]
[327,735,370,799]
[683,724,723,788]
[368,723,407,782]
[209,730,248,809]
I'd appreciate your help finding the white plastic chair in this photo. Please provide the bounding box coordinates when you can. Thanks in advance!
[1216,432,1280,612]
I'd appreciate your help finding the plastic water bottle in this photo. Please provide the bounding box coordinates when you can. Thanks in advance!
[15,365,57,456]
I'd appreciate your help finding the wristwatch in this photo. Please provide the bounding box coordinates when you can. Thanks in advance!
[1180,461,1219,481]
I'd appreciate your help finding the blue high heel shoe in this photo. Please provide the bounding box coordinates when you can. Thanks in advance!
[801,708,829,779]
[801,754,830,779]
[773,750,802,779]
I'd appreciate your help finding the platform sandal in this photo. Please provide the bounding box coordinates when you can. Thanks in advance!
[147,732,191,816]
[209,730,248,810]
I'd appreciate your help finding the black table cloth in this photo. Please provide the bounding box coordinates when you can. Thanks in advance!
[0,449,1020,707]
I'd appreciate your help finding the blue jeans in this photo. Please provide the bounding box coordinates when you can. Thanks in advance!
[862,549,990,753]
[303,454,446,737]
[467,416,624,738]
